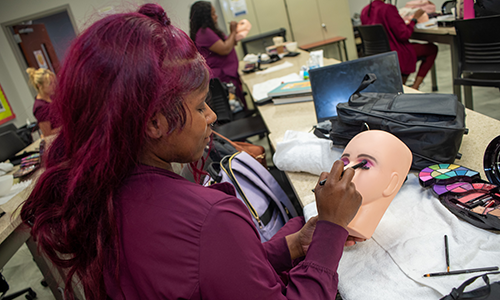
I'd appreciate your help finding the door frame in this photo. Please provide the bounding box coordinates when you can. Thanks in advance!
[1,5,78,98]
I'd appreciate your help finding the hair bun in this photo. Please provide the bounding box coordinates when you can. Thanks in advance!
[138,3,171,26]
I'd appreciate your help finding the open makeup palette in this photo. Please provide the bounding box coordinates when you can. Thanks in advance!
[419,136,500,230]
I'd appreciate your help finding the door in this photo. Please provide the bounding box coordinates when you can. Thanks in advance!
[285,0,324,46]
[12,24,60,74]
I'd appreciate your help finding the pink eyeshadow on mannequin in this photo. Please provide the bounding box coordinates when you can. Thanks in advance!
[342,130,412,239]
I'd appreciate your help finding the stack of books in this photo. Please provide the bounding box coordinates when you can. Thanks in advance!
[267,80,312,105]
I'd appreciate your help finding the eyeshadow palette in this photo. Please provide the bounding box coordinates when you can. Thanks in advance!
[419,164,480,187]
[420,162,500,231]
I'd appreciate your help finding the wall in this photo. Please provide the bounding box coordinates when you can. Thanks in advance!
[0,0,215,128]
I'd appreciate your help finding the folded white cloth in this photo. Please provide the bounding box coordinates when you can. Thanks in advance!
[0,162,13,176]
[337,174,500,299]
[273,130,343,176]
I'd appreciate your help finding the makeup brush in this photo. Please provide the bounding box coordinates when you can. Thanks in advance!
[318,159,368,186]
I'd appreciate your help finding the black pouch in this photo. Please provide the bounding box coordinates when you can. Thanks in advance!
[315,74,468,170]
[440,271,500,300]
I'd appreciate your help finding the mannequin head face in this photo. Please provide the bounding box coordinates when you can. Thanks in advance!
[342,130,412,205]
[341,130,412,239]
[236,19,251,41]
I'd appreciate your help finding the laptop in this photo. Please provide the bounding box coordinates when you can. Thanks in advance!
[309,51,404,125]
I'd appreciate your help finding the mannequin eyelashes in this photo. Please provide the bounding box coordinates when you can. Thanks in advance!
[316,159,369,188]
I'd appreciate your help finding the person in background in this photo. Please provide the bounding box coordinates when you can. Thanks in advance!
[20,3,362,299]
[361,0,438,90]
[189,1,246,109]
[26,67,58,136]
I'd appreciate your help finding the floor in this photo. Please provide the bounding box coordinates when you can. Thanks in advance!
[2,44,499,300]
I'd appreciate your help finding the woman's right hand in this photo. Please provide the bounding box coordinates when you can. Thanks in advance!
[413,9,425,20]
[314,160,362,229]
[229,21,237,34]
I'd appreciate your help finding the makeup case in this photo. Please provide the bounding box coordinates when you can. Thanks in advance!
[419,135,500,231]
[314,73,467,170]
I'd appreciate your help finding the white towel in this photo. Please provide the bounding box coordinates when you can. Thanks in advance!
[273,130,343,176]
[337,174,500,299]
[0,179,32,205]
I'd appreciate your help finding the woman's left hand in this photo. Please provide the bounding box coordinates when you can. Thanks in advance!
[297,216,318,255]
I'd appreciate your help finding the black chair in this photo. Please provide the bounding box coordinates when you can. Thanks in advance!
[241,28,286,56]
[356,24,438,91]
[0,131,27,163]
[0,272,37,300]
[356,24,391,56]
[442,0,456,15]
[208,78,272,153]
[454,15,500,110]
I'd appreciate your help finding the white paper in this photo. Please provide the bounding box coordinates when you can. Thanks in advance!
[251,72,302,102]
[230,0,248,17]
[256,60,294,75]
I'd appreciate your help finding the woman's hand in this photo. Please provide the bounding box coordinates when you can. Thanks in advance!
[314,160,362,229]
[286,216,318,260]
[229,21,237,34]
[345,235,365,247]
[413,9,425,20]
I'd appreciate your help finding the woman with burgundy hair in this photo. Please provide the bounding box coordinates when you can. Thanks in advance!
[20,3,361,299]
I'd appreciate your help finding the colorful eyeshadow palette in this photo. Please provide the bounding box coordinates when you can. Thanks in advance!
[419,164,480,187]
[432,181,499,196]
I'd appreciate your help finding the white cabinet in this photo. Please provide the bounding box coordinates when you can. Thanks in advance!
[285,0,357,60]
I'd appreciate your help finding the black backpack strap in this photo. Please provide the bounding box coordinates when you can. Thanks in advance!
[447,271,500,300]
[206,162,222,183]
[351,73,377,98]
[313,127,330,139]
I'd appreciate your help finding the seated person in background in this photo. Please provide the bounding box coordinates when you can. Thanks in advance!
[26,67,58,136]
[20,4,362,299]
[361,0,438,90]
[189,1,247,109]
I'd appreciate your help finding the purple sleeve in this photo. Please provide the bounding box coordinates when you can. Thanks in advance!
[196,27,222,49]
[385,5,415,41]
[199,198,348,299]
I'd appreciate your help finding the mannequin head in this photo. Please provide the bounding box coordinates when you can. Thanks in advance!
[342,130,412,239]
[236,19,252,41]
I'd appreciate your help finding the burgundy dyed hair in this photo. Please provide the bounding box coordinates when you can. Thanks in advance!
[20,3,208,299]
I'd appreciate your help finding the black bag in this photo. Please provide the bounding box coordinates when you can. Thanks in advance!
[315,74,468,170]
[440,271,500,300]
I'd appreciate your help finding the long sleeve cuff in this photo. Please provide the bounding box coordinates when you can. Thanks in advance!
[303,220,348,271]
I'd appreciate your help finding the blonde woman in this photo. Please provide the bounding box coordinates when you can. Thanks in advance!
[26,67,58,136]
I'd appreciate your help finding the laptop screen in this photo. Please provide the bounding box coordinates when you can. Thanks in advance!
[309,51,404,123]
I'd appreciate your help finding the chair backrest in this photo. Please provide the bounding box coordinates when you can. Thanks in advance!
[241,28,286,56]
[0,130,27,163]
[442,0,456,15]
[356,25,391,56]
[454,15,500,75]
[0,123,17,136]
[208,78,233,124]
